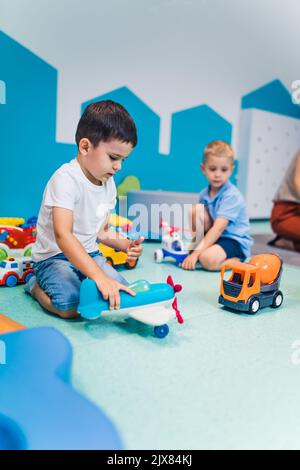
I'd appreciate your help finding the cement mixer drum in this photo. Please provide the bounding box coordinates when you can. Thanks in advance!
[249,253,282,284]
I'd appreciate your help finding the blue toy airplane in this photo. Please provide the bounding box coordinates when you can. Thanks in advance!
[78,275,183,338]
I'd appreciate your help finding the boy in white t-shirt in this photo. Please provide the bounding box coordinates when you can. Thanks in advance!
[27,100,143,319]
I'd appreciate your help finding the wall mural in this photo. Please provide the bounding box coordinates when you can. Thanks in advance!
[1,31,299,219]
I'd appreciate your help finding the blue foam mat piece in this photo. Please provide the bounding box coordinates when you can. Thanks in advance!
[0,327,122,450]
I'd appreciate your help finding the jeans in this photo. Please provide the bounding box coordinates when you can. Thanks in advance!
[32,250,128,311]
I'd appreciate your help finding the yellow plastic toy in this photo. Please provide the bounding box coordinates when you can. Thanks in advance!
[0,218,25,227]
[98,243,137,269]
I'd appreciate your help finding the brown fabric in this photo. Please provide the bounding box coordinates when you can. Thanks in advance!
[274,150,300,203]
[271,201,300,250]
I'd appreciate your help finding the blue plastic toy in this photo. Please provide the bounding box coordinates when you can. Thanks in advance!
[0,327,122,450]
[154,220,192,266]
[20,216,37,229]
[78,276,183,338]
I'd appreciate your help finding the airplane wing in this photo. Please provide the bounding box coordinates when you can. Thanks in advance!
[128,305,172,326]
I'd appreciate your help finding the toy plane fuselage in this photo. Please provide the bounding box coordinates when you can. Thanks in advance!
[78,279,176,327]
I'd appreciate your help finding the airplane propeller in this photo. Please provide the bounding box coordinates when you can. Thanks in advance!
[167,275,184,324]
[167,275,182,293]
[160,219,194,237]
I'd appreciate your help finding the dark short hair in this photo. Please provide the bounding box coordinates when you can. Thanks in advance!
[75,100,137,148]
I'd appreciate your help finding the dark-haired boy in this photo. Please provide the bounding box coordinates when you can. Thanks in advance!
[27,100,143,318]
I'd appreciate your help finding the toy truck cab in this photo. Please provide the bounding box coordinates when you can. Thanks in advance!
[0,257,34,287]
[219,254,283,314]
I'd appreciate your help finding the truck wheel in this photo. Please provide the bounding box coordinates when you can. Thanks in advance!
[25,272,34,284]
[271,290,283,308]
[106,257,114,267]
[154,249,164,263]
[5,274,18,287]
[125,259,138,269]
[248,298,260,314]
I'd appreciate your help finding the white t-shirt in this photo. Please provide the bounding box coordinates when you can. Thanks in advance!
[32,158,116,262]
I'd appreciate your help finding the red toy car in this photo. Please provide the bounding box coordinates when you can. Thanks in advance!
[0,257,34,287]
[0,225,36,260]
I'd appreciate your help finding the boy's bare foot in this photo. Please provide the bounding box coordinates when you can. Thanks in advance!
[268,236,295,251]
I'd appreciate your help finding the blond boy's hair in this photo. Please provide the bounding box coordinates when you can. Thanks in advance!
[203,140,234,164]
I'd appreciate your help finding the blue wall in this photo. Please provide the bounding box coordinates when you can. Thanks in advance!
[1,31,299,219]
[0,32,75,218]
[0,31,233,218]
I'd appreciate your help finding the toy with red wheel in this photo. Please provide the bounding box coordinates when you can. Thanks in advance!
[0,257,34,287]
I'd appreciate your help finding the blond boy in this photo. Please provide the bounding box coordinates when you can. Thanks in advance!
[182,141,253,271]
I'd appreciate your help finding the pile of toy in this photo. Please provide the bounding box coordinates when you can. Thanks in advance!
[1,214,284,339]
[0,217,37,287]
[0,214,139,286]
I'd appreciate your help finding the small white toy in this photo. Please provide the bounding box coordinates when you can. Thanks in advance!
[154,220,193,266]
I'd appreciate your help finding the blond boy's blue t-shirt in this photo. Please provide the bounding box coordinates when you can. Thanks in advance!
[199,180,253,258]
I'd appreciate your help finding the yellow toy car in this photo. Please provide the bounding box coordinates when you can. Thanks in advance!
[98,243,137,270]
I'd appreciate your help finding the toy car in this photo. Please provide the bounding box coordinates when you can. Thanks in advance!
[78,275,183,338]
[0,256,34,287]
[0,225,36,261]
[154,220,191,266]
[20,216,38,229]
[219,253,283,314]
[98,243,138,269]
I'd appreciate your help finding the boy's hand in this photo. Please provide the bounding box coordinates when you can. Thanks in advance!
[181,251,200,270]
[126,237,144,262]
[94,273,136,310]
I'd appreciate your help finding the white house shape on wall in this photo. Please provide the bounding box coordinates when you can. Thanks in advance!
[237,109,300,219]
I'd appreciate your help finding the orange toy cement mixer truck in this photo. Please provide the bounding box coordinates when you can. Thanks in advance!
[219,253,283,314]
